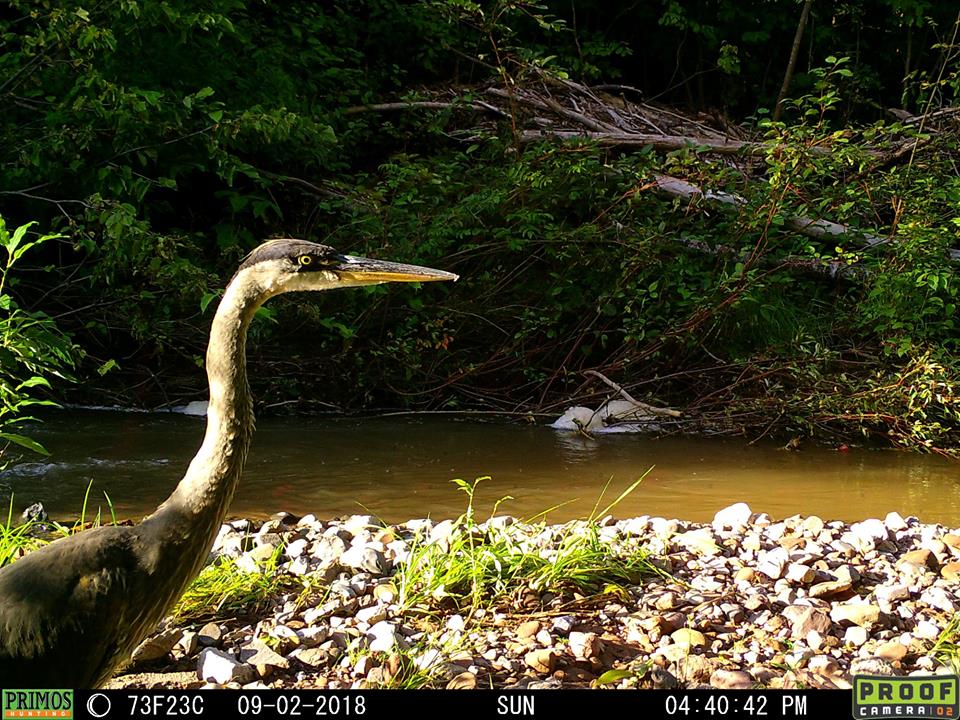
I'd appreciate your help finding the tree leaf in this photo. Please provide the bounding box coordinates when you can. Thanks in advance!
[595,669,634,685]
[0,433,50,456]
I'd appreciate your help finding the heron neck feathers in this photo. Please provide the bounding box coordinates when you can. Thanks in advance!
[142,267,274,565]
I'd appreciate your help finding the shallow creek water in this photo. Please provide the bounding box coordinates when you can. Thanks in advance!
[2,411,958,527]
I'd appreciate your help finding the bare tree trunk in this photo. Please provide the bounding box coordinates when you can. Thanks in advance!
[773,0,815,122]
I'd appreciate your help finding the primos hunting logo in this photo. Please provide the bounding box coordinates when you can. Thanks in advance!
[854,675,959,718]
[2,691,73,719]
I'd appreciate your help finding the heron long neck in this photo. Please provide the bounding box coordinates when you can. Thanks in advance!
[141,270,267,569]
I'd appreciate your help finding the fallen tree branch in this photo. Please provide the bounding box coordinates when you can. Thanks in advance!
[670,235,871,281]
[583,369,683,417]
[652,174,960,261]
[519,129,764,155]
[344,100,509,117]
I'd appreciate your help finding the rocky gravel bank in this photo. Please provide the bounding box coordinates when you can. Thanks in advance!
[109,504,960,690]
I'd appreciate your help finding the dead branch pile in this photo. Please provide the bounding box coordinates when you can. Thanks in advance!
[348,71,960,265]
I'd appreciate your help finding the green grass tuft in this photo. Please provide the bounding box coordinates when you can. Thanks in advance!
[395,473,662,615]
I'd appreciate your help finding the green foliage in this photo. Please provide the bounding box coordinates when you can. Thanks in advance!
[0,1,959,451]
[0,218,78,467]
[395,476,660,613]
[173,545,299,622]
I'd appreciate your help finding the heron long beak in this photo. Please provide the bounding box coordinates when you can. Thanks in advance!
[333,255,458,283]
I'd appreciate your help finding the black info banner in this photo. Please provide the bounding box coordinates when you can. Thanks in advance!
[41,689,851,720]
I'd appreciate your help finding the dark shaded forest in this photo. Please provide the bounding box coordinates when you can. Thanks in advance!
[2,0,960,453]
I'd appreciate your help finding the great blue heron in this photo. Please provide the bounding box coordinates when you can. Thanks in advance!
[0,239,457,687]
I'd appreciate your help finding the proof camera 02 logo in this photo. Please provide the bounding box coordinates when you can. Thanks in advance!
[2,690,73,719]
[853,675,959,718]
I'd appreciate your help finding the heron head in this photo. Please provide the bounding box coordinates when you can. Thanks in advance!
[235,239,458,294]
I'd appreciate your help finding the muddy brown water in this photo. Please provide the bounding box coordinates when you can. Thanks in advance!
[2,411,959,527]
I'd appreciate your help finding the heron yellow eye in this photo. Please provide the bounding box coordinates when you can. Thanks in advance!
[298,255,313,266]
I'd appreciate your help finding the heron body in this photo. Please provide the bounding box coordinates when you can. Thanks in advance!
[0,239,456,687]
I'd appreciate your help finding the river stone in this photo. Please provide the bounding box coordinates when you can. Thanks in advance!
[884,512,908,531]
[293,647,330,668]
[655,592,679,610]
[710,669,753,689]
[342,514,380,537]
[835,565,861,584]
[517,620,540,639]
[551,616,576,636]
[899,549,938,570]
[524,649,556,673]
[852,519,889,543]
[339,546,389,574]
[850,658,900,677]
[920,587,957,613]
[312,536,348,567]
[675,529,721,556]
[875,584,910,608]
[367,621,398,652]
[671,628,707,648]
[784,606,832,639]
[197,623,223,647]
[132,629,183,664]
[786,564,815,584]
[802,516,825,537]
[941,562,960,582]
[844,625,869,646]
[651,517,680,538]
[487,515,515,530]
[809,579,853,599]
[830,604,881,627]
[713,503,752,530]
[875,641,908,661]
[177,631,199,658]
[198,648,255,685]
[355,605,387,626]
[677,654,715,682]
[807,655,841,676]
[757,548,789,579]
[239,641,289,676]
[568,631,603,660]
[734,567,756,583]
[446,671,478,690]
[914,621,941,640]
[285,538,309,558]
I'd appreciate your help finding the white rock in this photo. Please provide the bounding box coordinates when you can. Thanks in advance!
[619,516,650,535]
[568,631,603,660]
[367,621,398,652]
[914,620,941,640]
[920,587,956,613]
[713,503,753,531]
[851,519,889,543]
[875,584,910,609]
[551,616,576,636]
[312,536,348,567]
[286,538,309,558]
[844,626,869,647]
[786,564,815,584]
[487,515,515,530]
[287,557,311,575]
[757,548,789,579]
[339,546,389,574]
[355,605,387,626]
[885,512,908,531]
[446,615,465,632]
[342,514,380,537]
[198,648,252,684]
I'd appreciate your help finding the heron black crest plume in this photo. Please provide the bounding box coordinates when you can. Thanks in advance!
[0,239,456,687]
